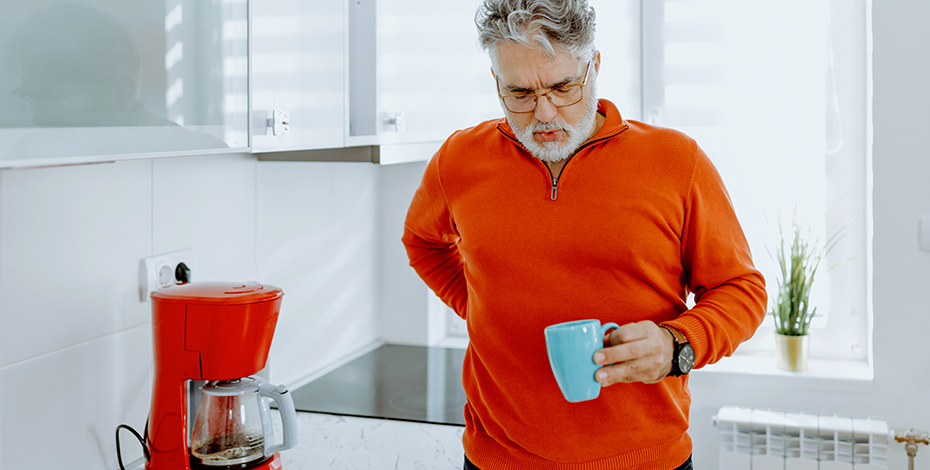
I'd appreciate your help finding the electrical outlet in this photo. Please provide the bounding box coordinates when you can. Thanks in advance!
[139,248,197,301]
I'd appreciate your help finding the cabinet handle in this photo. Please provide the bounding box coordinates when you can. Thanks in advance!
[383,112,406,133]
[252,109,290,136]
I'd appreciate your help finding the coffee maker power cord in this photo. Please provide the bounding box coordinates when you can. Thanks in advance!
[115,421,150,470]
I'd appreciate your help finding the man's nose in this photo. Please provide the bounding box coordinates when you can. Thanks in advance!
[534,94,558,122]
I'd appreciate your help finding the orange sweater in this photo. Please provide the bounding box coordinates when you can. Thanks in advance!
[402,100,767,469]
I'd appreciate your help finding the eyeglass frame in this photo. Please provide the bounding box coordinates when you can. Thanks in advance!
[495,60,593,114]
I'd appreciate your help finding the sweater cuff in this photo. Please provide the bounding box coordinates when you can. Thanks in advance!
[661,316,710,369]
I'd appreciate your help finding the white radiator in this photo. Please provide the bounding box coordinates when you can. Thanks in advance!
[713,406,889,470]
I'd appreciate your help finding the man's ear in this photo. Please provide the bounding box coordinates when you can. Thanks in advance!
[594,51,601,74]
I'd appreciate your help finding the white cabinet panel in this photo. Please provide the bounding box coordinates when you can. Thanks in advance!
[589,0,642,121]
[0,0,248,168]
[254,0,640,162]
[366,0,640,157]
[375,1,502,146]
[251,0,345,151]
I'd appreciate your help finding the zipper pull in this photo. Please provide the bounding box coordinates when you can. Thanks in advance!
[550,177,559,201]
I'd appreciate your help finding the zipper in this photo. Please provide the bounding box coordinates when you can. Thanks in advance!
[501,123,630,201]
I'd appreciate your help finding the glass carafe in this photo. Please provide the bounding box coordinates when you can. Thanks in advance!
[190,376,298,467]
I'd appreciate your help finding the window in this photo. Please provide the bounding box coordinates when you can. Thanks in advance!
[439,1,871,364]
[643,0,871,361]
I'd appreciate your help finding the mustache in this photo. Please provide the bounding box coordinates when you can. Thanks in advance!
[525,122,572,133]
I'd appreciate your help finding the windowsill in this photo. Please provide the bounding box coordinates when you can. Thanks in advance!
[690,353,874,392]
[433,337,873,391]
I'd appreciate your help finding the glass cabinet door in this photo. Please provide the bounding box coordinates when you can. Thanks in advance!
[251,0,345,152]
[374,0,501,146]
[371,0,640,147]
[0,0,249,168]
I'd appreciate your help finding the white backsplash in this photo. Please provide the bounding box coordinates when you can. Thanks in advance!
[152,154,257,280]
[0,154,390,468]
[0,159,152,367]
[0,323,153,468]
[257,161,381,387]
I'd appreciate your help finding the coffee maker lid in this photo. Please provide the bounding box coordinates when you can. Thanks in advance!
[151,281,283,305]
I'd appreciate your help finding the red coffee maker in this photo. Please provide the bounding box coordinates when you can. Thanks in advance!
[145,281,296,470]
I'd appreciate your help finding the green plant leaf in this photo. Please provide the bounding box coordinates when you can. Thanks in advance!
[770,212,840,336]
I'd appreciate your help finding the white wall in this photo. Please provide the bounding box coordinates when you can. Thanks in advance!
[687,2,930,469]
[0,154,258,468]
[258,161,381,386]
[0,154,385,468]
[378,160,432,345]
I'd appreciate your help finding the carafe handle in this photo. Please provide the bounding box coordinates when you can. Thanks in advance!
[258,381,299,457]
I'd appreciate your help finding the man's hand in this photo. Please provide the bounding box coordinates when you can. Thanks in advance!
[593,321,674,385]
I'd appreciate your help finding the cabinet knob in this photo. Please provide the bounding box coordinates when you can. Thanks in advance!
[252,109,290,136]
[383,112,406,133]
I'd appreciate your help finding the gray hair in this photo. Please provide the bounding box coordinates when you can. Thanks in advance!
[475,0,597,66]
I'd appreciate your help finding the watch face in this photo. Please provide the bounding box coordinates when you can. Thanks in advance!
[678,344,695,374]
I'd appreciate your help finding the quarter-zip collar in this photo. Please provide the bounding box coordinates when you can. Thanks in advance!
[496,99,630,149]
[496,99,631,200]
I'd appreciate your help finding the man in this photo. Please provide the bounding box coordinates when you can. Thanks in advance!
[402,1,767,468]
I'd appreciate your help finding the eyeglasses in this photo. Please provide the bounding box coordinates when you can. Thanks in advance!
[496,60,592,113]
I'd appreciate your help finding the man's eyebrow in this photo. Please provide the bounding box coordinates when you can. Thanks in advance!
[550,77,574,88]
[503,84,535,94]
[504,74,580,94]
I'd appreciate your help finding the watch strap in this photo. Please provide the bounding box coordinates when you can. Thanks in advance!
[659,324,691,377]
[659,324,687,344]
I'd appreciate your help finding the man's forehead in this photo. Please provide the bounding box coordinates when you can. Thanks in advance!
[493,44,585,89]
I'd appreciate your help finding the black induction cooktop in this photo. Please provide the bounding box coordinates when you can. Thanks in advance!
[290,344,467,426]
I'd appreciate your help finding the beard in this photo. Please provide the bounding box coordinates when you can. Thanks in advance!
[506,81,599,163]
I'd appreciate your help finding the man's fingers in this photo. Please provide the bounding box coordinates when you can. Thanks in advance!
[594,338,650,365]
[595,356,667,385]
[606,321,653,345]
[592,321,674,385]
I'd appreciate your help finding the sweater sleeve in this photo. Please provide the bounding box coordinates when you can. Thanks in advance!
[664,145,768,369]
[401,150,469,318]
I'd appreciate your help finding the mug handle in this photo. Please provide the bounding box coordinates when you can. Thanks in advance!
[601,322,620,343]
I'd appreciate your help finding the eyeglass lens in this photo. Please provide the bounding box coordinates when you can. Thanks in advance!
[502,86,584,113]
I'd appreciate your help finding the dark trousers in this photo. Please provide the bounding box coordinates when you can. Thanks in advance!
[463,454,693,470]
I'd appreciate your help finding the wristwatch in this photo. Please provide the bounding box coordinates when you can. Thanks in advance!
[659,324,695,377]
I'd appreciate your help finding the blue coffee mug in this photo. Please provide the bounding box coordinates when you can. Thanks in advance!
[544,319,620,403]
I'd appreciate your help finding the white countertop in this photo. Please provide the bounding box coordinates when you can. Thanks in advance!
[280,411,466,469]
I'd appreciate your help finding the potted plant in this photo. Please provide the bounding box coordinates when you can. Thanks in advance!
[770,218,837,372]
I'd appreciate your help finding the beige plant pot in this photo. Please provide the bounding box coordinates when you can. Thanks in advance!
[775,333,809,372]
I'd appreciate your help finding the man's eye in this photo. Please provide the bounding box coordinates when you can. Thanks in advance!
[512,94,534,101]
[551,87,572,96]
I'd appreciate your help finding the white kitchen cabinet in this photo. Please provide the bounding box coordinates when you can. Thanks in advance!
[369,0,642,145]
[376,0,502,145]
[254,0,640,162]
[348,0,502,157]
[589,0,642,121]
[251,0,345,152]
[0,0,249,168]
[361,0,641,162]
